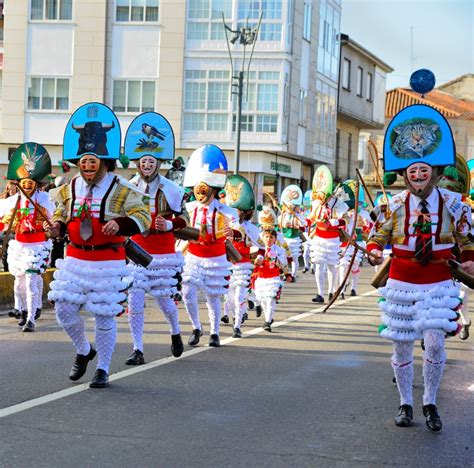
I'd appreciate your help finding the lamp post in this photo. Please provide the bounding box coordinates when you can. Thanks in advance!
[222,13,262,175]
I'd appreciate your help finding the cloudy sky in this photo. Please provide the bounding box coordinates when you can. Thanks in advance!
[341,0,473,89]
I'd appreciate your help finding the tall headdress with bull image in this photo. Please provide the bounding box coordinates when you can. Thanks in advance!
[63,102,121,162]
[7,142,52,182]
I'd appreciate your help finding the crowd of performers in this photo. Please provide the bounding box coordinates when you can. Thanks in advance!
[0,99,473,433]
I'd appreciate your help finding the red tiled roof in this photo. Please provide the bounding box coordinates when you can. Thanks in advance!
[385,88,474,120]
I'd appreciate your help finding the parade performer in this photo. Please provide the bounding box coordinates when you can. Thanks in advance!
[123,112,186,365]
[278,184,306,281]
[47,103,150,388]
[181,144,238,348]
[222,174,261,337]
[1,143,54,332]
[253,228,291,332]
[308,166,346,303]
[368,99,474,431]
[301,190,313,274]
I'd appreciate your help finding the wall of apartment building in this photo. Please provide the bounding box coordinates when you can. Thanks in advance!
[335,117,360,181]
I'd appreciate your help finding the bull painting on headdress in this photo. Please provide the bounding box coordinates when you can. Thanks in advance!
[72,121,116,156]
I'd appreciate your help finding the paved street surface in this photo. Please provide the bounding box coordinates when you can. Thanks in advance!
[0,266,473,467]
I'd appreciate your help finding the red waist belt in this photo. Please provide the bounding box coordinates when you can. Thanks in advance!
[132,231,176,255]
[315,222,340,239]
[15,231,47,243]
[188,240,226,258]
[390,247,453,284]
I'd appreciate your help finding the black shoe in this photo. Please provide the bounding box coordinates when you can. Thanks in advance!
[69,346,97,381]
[311,268,315,274]
[340,293,345,300]
[248,300,255,310]
[291,277,296,283]
[312,295,324,303]
[8,308,19,318]
[423,404,442,432]
[328,293,334,301]
[420,339,425,351]
[221,315,229,324]
[392,376,397,384]
[89,369,109,389]
[460,321,471,340]
[263,322,272,332]
[350,289,357,296]
[395,404,413,427]
[35,308,42,320]
[22,320,35,333]
[18,310,27,327]
[125,349,145,366]
[14,309,22,319]
[209,334,220,347]
[256,305,262,318]
[242,312,248,324]
[171,334,184,357]
[302,268,309,274]
[188,329,203,346]
[233,327,242,338]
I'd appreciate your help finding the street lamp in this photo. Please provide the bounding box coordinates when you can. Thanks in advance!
[222,13,262,175]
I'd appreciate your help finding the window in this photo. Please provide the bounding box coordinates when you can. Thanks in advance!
[183,69,230,132]
[303,2,312,41]
[31,0,73,20]
[342,58,350,90]
[317,0,341,82]
[27,77,70,110]
[112,80,155,112]
[116,0,159,22]
[357,66,363,97]
[366,72,373,101]
[238,0,283,41]
[187,0,231,41]
[299,89,308,126]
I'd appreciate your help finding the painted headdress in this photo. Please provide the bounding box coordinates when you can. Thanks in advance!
[302,190,312,208]
[225,174,255,211]
[7,142,52,182]
[183,144,228,188]
[124,112,175,161]
[258,205,278,228]
[63,102,121,162]
[280,184,303,207]
[312,165,333,197]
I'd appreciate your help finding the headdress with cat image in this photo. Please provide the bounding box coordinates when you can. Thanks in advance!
[7,142,52,182]
[224,174,255,211]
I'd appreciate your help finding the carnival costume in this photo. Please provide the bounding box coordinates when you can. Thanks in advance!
[301,190,313,273]
[182,145,238,348]
[48,103,150,388]
[278,184,306,280]
[367,96,474,431]
[222,174,261,338]
[124,112,187,365]
[2,143,54,332]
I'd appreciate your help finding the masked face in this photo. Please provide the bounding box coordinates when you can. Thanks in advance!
[193,182,214,204]
[404,163,435,198]
[19,178,37,196]
[79,155,106,184]
[138,156,160,183]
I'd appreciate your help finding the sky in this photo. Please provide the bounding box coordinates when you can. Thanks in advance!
[341,0,474,90]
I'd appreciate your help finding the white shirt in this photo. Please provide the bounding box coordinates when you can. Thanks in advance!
[72,173,115,218]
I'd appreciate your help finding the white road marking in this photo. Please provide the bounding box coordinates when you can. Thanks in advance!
[0,290,377,419]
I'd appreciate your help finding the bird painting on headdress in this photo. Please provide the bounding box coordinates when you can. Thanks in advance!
[141,123,166,141]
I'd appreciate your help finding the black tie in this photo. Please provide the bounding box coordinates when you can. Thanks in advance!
[414,200,432,265]
[79,184,94,241]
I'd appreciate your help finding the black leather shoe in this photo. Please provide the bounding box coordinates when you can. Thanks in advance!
[328,293,334,301]
[340,293,345,300]
[125,349,145,365]
[256,305,262,317]
[394,404,413,427]
[263,322,272,332]
[8,308,18,318]
[221,315,229,324]
[242,312,248,324]
[302,268,309,274]
[421,339,425,351]
[188,329,203,346]
[35,308,42,320]
[15,309,22,319]
[18,310,27,327]
[233,328,242,338]
[89,369,109,389]
[350,289,357,296]
[248,300,254,310]
[460,321,471,340]
[423,404,442,432]
[312,295,324,303]
[209,334,220,347]
[171,334,184,357]
[22,320,35,333]
[69,346,96,381]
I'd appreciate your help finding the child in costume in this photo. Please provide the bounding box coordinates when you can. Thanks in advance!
[1,143,54,332]
[181,145,238,348]
[47,103,150,388]
[368,98,474,432]
[253,229,292,332]
[124,112,187,365]
[222,174,261,337]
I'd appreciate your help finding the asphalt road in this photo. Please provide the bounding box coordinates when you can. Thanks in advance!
[0,266,473,467]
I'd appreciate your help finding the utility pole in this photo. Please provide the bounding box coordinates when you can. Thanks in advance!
[222,13,262,175]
